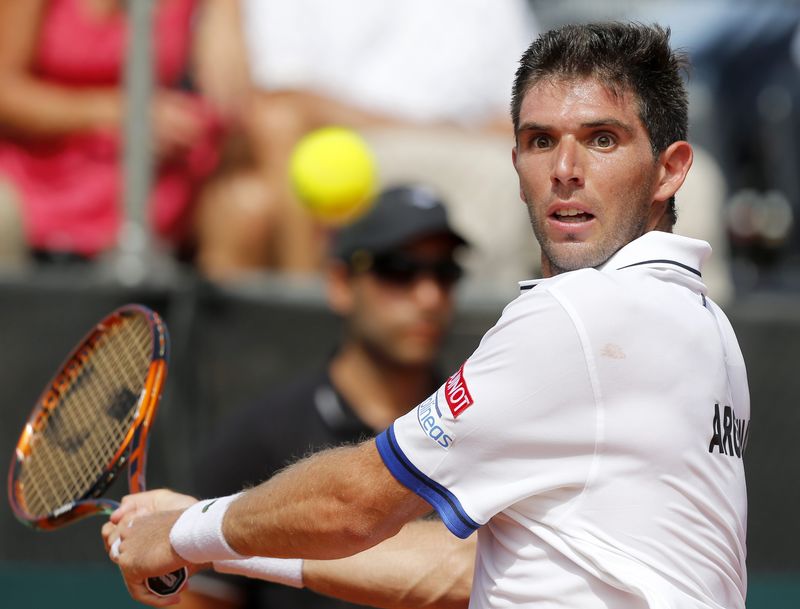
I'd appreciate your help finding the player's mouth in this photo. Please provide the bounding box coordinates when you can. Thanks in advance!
[553,208,594,223]
[547,204,596,234]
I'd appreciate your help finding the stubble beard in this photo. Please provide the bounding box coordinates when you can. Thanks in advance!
[527,200,650,276]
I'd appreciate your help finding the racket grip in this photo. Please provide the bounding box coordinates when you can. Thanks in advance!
[145,567,188,597]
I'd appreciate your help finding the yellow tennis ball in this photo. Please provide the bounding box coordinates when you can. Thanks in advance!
[289,126,377,225]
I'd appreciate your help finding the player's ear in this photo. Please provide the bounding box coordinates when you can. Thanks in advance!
[654,141,693,203]
[326,260,355,315]
[511,145,526,203]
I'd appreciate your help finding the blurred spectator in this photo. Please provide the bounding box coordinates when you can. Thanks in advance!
[194,0,540,284]
[182,184,467,609]
[0,0,249,267]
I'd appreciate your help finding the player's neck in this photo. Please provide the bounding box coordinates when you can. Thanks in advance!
[329,344,435,432]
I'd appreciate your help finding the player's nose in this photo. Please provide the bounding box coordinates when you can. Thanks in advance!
[551,138,584,187]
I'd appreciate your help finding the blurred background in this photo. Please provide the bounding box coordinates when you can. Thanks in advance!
[0,0,798,607]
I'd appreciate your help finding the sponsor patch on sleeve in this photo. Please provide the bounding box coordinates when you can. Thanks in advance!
[416,393,454,449]
[444,363,473,418]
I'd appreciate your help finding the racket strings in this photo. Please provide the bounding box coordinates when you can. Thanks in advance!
[18,315,154,517]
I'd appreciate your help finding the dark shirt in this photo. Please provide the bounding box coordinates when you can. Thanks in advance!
[195,367,373,497]
[191,366,397,609]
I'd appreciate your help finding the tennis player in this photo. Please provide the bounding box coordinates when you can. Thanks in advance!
[106,22,750,609]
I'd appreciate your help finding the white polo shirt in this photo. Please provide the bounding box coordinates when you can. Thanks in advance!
[377,232,750,609]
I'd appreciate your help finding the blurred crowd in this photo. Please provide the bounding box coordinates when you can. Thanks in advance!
[1,0,800,304]
[0,0,537,290]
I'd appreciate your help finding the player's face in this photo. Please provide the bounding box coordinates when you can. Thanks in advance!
[512,77,669,277]
[346,235,459,366]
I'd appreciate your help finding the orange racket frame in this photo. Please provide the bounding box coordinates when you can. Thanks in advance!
[6,304,185,596]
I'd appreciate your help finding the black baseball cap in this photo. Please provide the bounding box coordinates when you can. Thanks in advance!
[331,184,467,261]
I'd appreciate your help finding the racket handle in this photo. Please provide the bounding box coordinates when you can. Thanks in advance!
[145,567,188,597]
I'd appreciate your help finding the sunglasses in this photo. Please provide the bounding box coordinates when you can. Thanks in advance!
[352,250,463,287]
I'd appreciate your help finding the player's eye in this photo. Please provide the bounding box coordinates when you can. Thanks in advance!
[591,133,615,148]
[533,135,552,149]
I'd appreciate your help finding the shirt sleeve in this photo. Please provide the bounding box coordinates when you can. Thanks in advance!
[376,288,598,537]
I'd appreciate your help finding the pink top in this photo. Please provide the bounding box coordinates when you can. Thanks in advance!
[0,0,222,256]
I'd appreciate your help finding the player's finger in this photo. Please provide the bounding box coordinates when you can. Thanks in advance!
[101,520,120,555]
[111,496,138,522]
[113,493,154,523]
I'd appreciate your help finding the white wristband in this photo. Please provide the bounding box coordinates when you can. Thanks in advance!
[170,493,248,563]
[214,557,304,589]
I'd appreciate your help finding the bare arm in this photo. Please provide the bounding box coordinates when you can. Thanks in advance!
[0,0,209,154]
[190,0,251,122]
[112,440,433,605]
[0,0,122,137]
[181,519,474,609]
[224,440,430,559]
[106,485,473,609]
[303,519,474,609]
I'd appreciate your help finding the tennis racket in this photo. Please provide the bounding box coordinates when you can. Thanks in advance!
[7,304,187,596]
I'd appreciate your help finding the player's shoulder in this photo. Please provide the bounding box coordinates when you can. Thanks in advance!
[507,266,655,339]
[512,267,615,312]
[482,271,594,351]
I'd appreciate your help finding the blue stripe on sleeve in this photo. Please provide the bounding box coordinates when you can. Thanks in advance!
[376,425,480,538]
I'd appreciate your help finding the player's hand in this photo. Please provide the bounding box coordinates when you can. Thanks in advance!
[102,489,197,557]
[112,489,199,522]
[114,509,189,607]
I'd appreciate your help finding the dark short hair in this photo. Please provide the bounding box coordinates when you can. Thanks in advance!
[510,22,690,224]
